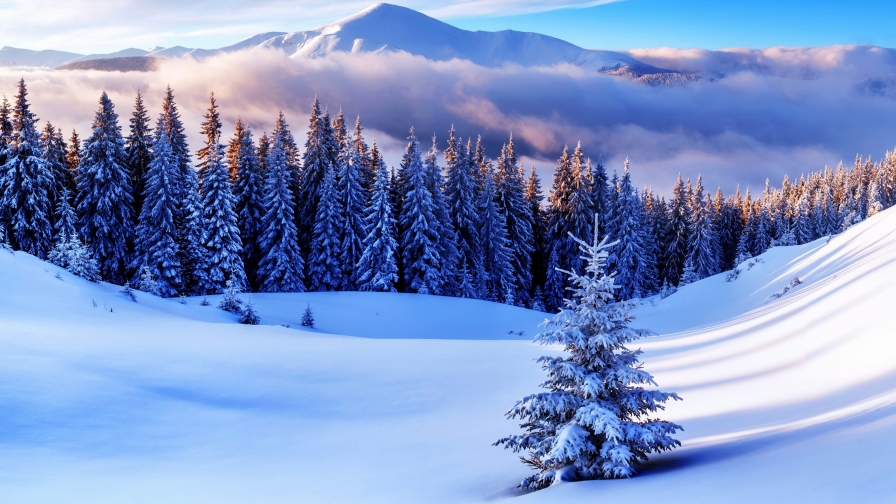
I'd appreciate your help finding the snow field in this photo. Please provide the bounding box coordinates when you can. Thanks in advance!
[3,205,896,501]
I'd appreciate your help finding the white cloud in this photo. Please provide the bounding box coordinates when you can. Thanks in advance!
[2,46,894,196]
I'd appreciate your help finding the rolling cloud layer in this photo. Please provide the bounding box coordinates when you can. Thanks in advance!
[3,44,896,195]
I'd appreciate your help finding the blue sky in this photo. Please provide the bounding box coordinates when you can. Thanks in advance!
[3,0,895,54]
[451,0,896,51]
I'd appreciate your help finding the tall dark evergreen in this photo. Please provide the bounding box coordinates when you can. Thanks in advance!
[125,91,153,221]
[229,118,265,290]
[197,93,246,294]
[664,174,690,286]
[398,128,443,295]
[357,148,399,292]
[494,135,534,304]
[257,114,305,293]
[41,122,73,208]
[0,79,54,258]
[478,161,513,300]
[525,166,548,297]
[444,127,480,292]
[337,120,367,289]
[309,165,345,291]
[424,135,459,295]
[76,92,133,283]
[298,97,329,249]
[607,161,649,299]
[66,129,81,176]
[134,118,182,297]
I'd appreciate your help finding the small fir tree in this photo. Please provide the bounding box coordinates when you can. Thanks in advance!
[496,219,682,490]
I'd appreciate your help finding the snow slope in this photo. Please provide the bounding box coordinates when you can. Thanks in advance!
[3,207,896,502]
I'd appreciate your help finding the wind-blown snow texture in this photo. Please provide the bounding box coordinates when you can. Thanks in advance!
[3,205,896,502]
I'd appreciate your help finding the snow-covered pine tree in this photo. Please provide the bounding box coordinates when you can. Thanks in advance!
[229,118,265,290]
[257,115,305,293]
[543,246,564,312]
[197,93,246,294]
[0,79,55,259]
[76,92,134,283]
[134,119,182,297]
[398,127,443,295]
[445,127,481,295]
[0,97,11,167]
[663,173,690,286]
[547,144,592,286]
[424,134,459,295]
[496,218,681,489]
[495,135,535,304]
[40,121,74,210]
[297,97,329,250]
[357,150,399,292]
[352,116,374,196]
[49,232,100,282]
[66,129,81,176]
[478,161,513,301]
[337,121,367,289]
[309,165,344,291]
[686,191,720,281]
[607,160,648,300]
[125,91,153,221]
[53,188,77,245]
[525,166,547,300]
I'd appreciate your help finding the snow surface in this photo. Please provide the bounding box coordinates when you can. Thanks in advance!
[3,207,896,502]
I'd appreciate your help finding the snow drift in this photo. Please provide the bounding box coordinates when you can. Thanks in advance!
[3,205,896,501]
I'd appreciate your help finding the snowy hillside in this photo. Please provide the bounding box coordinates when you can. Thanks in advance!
[8,4,689,82]
[3,206,896,501]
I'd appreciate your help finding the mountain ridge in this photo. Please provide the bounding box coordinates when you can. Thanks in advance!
[18,3,696,84]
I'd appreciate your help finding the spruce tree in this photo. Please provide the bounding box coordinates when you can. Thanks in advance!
[197,93,246,294]
[297,98,328,250]
[525,166,547,297]
[66,129,81,176]
[134,119,182,297]
[53,188,77,245]
[444,127,480,293]
[337,123,367,289]
[478,162,513,300]
[309,165,344,291]
[0,79,54,258]
[496,219,681,489]
[687,192,720,280]
[494,135,534,304]
[257,116,305,293]
[424,134,459,295]
[664,174,690,286]
[41,121,73,208]
[357,148,399,292]
[76,92,134,282]
[125,91,152,221]
[607,161,648,300]
[398,128,443,294]
[229,118,265,290]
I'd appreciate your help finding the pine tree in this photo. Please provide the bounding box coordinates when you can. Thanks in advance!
[687,192,720,280]
[309,165,344,291]
[663,174,690,286]
[351,116,374,196]
[49,232,100,282]
[134,120,182,297]
[543,246,564,311]
[424,134,459,295]
[125,91,152,221]
[478,162,513,300]
[445,129,481,295]
[197,93,246,294]
[357,148,399,292]
[398,127,443,294]
[496,219,682,489]
[66,129,81,176]
[229,118,265,290]
[76,92,134,283]
[53,188,77,245]
[495,135,535,304]
[337,122,367,289]
[525,166,548,299]
[607,161,648,299]
[41,121,73,209]
[297,98,329,249]
[0,79,55,258]
[257,115,305,293]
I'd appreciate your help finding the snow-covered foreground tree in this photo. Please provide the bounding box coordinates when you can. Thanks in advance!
[496,219,682,490]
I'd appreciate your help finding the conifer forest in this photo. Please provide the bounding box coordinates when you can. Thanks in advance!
[2,78,891,310]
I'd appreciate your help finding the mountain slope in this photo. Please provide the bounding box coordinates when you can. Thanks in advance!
[2,205,896,501]
[0,46,82,68]
[260,3,684,78]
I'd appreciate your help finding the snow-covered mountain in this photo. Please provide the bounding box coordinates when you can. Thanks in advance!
[29,4,693,83]
[2,190,896,500]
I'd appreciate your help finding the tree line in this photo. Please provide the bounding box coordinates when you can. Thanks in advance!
[1,78,893,310]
